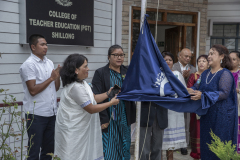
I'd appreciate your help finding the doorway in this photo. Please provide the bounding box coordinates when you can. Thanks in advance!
[131,7,198,66]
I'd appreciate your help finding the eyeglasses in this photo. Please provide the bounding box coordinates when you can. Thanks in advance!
[110,54,125,58]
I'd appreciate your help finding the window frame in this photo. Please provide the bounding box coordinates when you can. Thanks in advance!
[210,23,240,51]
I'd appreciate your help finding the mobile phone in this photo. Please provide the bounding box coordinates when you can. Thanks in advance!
[108,84,121,99]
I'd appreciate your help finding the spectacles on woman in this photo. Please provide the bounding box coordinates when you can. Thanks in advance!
[110,54,125,58]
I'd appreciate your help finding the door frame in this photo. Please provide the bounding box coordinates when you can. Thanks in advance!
[131,7,198,66]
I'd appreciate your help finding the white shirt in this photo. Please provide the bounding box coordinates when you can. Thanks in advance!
[178,61,189,73]
[19,53,57,117]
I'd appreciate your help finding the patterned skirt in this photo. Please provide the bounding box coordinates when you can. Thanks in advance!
[190,113,201,159]
[102,101,131,160]
[162,110,187,150]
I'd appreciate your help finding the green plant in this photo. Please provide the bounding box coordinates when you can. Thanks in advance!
[46,153,61,160]
[207,129,240,160]
[0,89,34,160]
[0,89,61,160]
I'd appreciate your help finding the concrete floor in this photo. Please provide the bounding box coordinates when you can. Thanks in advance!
[131,147,193,160]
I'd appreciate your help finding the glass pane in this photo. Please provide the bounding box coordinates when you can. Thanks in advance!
[212,25,223,37]
[146,11,155,21]
[133,10,162,21]
[239,26,240,36]
[211,39,222,47]
[146,11,162,21]
[167,13,192,23]
[186,27,192,50]
[155,12,162,21]
[133,10,141,19]
[225,39,235,52]
[132,23,140,52]
[238,39,240,50]
[224,25,237,37]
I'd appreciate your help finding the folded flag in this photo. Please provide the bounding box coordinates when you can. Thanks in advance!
[117,15,208,116]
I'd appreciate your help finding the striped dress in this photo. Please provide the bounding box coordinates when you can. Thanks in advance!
[102,69,131,160]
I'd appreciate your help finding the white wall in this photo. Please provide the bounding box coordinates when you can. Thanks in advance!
[0,0,114,102]
[206,0,240,54]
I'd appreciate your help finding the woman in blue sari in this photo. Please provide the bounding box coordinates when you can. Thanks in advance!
[188,44,238,159]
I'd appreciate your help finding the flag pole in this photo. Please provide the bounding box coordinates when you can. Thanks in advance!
[134,1,147,160]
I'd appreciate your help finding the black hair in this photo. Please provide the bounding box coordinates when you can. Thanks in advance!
[162,51,174,62]
[197,55,208,63]
[108,45,123,58]
[60,54,88,87]
[230,51,240,59]
[211,44,233,70]
[29,34,45,51]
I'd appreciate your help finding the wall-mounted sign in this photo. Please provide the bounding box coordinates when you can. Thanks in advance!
[20,0,94,46]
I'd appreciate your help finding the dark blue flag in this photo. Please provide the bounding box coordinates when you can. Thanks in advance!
[117,15,208,116]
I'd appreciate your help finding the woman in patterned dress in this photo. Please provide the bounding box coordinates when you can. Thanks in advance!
[92,45,136,160]
[161,52,187,160]
[187,55,208,160]
[188,44,238,159]
[229,51,240,153]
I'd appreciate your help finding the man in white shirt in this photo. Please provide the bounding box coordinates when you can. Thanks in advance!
[19,34,60,160]
[173,48,197,155]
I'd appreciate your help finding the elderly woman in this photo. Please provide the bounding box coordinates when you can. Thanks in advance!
[92,45,136,160]
[161,51,187,160]
[229,50,240,153]
[187,55,208,160]
[54,54,119,160]
[188,44,238,159]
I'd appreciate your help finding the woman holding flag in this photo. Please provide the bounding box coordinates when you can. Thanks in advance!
[92,45,136,160]
[188,44,238,159]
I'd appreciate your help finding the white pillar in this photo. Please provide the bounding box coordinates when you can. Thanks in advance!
[135,2,147,159]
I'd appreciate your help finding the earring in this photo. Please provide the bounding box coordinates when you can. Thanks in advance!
[220,59,222,64]
[76,72,78,74]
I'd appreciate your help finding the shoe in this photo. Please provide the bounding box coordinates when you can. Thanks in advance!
[181,148,188,155]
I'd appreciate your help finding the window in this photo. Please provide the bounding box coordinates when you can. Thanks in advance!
[210,24,240,52]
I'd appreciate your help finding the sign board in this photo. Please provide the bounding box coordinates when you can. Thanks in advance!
[19,0,94,46]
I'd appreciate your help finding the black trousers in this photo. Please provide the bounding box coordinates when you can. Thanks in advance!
[25,114,56,160]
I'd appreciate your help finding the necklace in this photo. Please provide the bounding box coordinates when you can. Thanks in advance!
[206,68,222,84]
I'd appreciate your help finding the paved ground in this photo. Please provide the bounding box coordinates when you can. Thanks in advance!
[162,147,193,160]
[130,146,193,160]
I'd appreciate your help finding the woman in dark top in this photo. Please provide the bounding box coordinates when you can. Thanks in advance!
[92,45,136,160]
[188,44,238,160]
